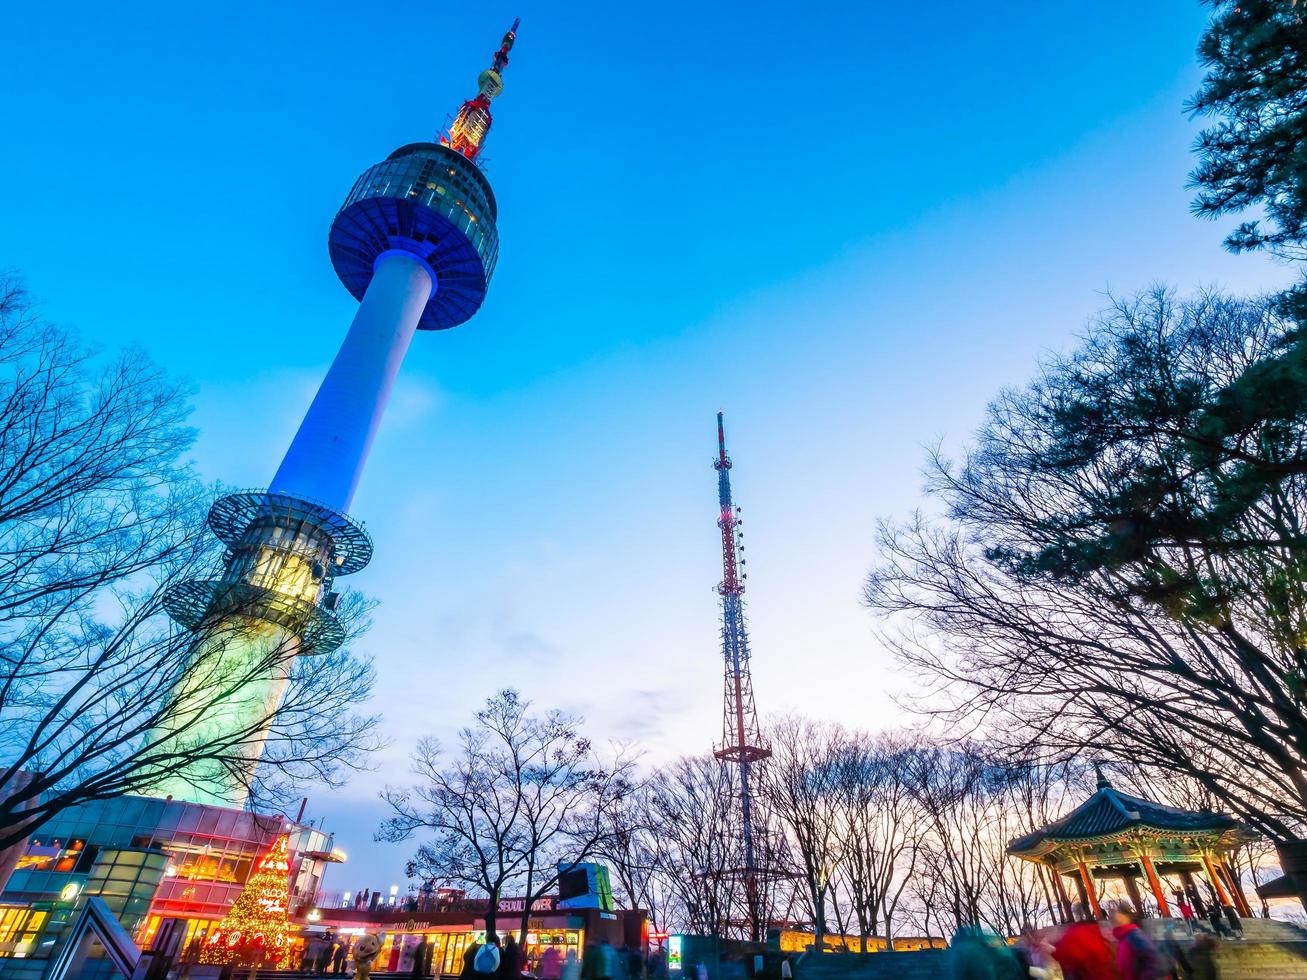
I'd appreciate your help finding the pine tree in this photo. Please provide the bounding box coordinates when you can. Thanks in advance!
[200,832,293,967]
[1189,1,1307,258]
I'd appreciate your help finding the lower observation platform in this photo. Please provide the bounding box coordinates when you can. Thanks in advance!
[162,491,373,655]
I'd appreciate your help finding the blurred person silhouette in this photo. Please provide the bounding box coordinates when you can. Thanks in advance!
[1052,904,1115,980]
[1189,932,1220,980]
[1112,905,1167,980]
[948,924,1023,980]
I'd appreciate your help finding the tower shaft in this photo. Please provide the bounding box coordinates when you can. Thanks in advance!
[711,412,770,941]
[272,250,434,513]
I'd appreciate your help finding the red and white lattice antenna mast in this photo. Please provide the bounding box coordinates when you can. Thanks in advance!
[711,412,771,941]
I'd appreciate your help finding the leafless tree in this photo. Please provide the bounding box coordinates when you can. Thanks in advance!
[507,718,635,943]
[647,755,746,936]
[762,716,844,949]
[379,689,632,940]
[903,744,996,933]
[866,288,1307,904]
[0,275,379,848]
[830,732,924,950]
[595,782,672,931]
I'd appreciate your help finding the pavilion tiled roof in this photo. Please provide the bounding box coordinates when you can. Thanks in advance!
[1008,772,1240,856]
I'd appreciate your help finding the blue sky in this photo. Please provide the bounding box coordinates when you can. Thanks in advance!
[2,2,1294,892]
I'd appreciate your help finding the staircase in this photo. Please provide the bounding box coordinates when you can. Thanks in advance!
[792,950,949,980]
[1141,917,1307,979]
[790,919,1307,980]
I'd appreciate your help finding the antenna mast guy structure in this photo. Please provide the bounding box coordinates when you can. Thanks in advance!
[711,412,771,941]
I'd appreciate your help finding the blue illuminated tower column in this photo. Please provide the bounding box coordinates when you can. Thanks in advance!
[147,21,520,806]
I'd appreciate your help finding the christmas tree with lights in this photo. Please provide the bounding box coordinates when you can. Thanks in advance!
[200,832,293,967]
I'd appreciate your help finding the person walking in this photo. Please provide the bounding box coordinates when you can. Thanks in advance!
[1112,906,1168,980]
[318,933,337,975]
[412,936,431,978]
[1188,933,1220,980]
[1206,905,1229,938]
[1052,905,1115,980]
[1161,923,1191,980]
[475,935,504,978]
[948,925,1023,980]
[1222,904,1243,939]
[301,935,322,972]
[500,934,523,980]
[1177,898,1195,934]
[562,949,582,980]
[541,945,563,980]
[595,940,619,980]
[464,940,483,978]
[1017,926,1055,980]
[332,939,349,976]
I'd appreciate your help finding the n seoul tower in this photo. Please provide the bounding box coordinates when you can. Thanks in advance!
[150,21,520,806]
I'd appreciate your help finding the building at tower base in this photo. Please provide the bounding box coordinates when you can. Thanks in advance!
[0,794,340,970]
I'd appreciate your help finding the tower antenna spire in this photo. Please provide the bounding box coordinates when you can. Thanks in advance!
[445,17,520,162]
[711,412,771,941]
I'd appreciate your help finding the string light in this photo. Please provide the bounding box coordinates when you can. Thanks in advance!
[199,833,293,967]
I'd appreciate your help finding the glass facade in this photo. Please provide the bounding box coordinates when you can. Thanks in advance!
[329,143,499,331]
[82,847,168,929]
[0,796,337,960]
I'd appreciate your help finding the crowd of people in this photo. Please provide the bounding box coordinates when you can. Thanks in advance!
[460,933,669,980]
[297,930,352,974]
[950,904,1223,980]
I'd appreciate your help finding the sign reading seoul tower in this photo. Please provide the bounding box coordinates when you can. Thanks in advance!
[150,21,520,806]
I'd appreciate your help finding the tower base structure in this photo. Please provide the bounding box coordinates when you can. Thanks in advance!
[145,492,371,808]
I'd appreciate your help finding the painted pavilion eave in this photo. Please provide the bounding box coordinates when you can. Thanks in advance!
[1010,825,1249,870]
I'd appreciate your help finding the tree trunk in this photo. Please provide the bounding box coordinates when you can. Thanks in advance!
[520,868,534,945]
[485,890,499,942]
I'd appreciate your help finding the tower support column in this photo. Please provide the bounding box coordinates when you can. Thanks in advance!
[146,621,300,806]
[272,250,435,513]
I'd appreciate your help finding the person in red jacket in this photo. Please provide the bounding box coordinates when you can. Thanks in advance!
[1112,905,1167,980]
[1052,904,1117,980]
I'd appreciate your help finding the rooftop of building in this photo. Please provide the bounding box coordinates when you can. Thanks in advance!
[1008,771,1242,857]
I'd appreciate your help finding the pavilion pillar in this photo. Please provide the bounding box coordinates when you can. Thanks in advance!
[1140,854,1171,917]
[1202,852,1232,908]
[1077,860,1102,918]
[1218,858,1252,917]
[1049,867,1074,922]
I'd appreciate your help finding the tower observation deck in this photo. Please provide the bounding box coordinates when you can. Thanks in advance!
[147,21,520,807]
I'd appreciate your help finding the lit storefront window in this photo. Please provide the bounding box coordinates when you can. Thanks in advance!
[0,907,49,958]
